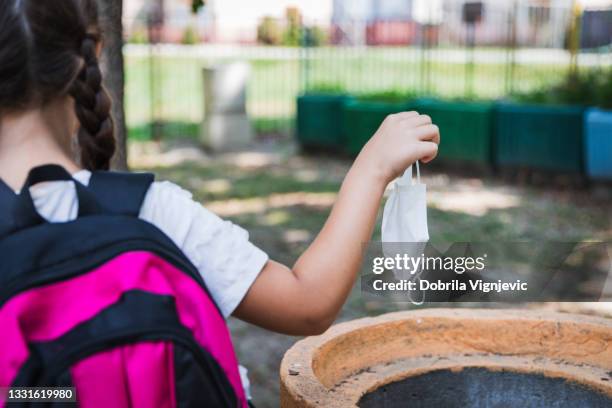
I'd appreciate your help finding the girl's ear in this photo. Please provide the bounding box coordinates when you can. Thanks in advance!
[96,41,102,58]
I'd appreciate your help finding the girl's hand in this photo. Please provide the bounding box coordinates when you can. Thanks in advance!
[357,111,440,184]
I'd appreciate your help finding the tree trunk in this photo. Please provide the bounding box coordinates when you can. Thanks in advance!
[98,0,129,170]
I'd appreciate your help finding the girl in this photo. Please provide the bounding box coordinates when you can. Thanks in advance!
[0,0,439,403]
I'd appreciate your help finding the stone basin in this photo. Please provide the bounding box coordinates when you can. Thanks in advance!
[280,309,612,407]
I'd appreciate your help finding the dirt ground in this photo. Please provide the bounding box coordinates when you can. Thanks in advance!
[131,139,612,407]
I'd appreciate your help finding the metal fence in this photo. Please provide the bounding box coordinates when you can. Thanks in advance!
[124,44,301,140]
[123,2,612,141]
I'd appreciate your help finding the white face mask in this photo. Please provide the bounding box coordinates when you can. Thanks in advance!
[381,162,430,300]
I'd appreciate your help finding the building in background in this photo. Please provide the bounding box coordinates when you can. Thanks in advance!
[123,0,333,43]
[332,0,416,45]
[440,0,610,48]
[330,0,370,44]
[198,0,333,43]
[580,0,612,48]
[438,0,576,48]
[122,0,610,47]
[330,0,611,48]
[123,0,204,43]
[367,0,417,45]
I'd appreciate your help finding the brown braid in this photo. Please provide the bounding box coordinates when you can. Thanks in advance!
[69,35,116,171]
[0,0,116,171]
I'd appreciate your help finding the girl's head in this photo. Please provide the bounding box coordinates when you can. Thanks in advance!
[0,0,115,170]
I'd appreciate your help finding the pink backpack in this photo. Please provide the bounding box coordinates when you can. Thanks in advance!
[0,165,247,407]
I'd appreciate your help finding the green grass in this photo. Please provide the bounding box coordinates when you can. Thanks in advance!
[124,47,582,140]
[124,55,300,140]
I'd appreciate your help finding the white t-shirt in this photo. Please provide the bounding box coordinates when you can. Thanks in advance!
[26,170,265,399]
[26,170,269,318]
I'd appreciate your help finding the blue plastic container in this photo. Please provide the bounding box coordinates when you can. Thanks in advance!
[585,108,612,180]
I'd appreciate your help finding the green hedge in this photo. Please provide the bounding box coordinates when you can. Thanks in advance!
[296,93,350,150]
[495,104,584,173]
[419,100,495,166]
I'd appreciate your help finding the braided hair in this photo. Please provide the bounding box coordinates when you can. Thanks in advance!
[69,34,115,170]
[0,0,116,170]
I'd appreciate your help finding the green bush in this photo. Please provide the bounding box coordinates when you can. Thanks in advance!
[513,69,612,108]
[303,26,327,47]
[306,83,346,94]
[191,0,205,13]
[283,7,302,46]
[355,90,419,103]
[258,7,326,47]
[182,26,199,45]
[283,27,301,47]
[257,17,283,45]
[597,69,612,110]
[128,28,148,44]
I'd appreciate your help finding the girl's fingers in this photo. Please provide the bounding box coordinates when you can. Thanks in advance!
[387,111,419,122]
[401,114,432,128]
[417,141,439,163]
[412,124,440,144]
[397,111,420,119]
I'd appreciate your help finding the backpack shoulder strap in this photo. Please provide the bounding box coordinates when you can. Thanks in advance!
[88,171,155,217]
[0,165,103,239]
[0,178,19,238]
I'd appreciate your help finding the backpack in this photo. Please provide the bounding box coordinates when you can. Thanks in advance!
[0,165,247,407]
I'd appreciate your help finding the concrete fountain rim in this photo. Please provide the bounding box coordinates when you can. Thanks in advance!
[280,308,612,408]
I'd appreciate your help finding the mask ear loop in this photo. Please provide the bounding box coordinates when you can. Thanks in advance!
[397,161,421,186]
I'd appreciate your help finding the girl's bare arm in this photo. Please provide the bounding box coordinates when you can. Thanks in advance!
[233,112,439,335]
